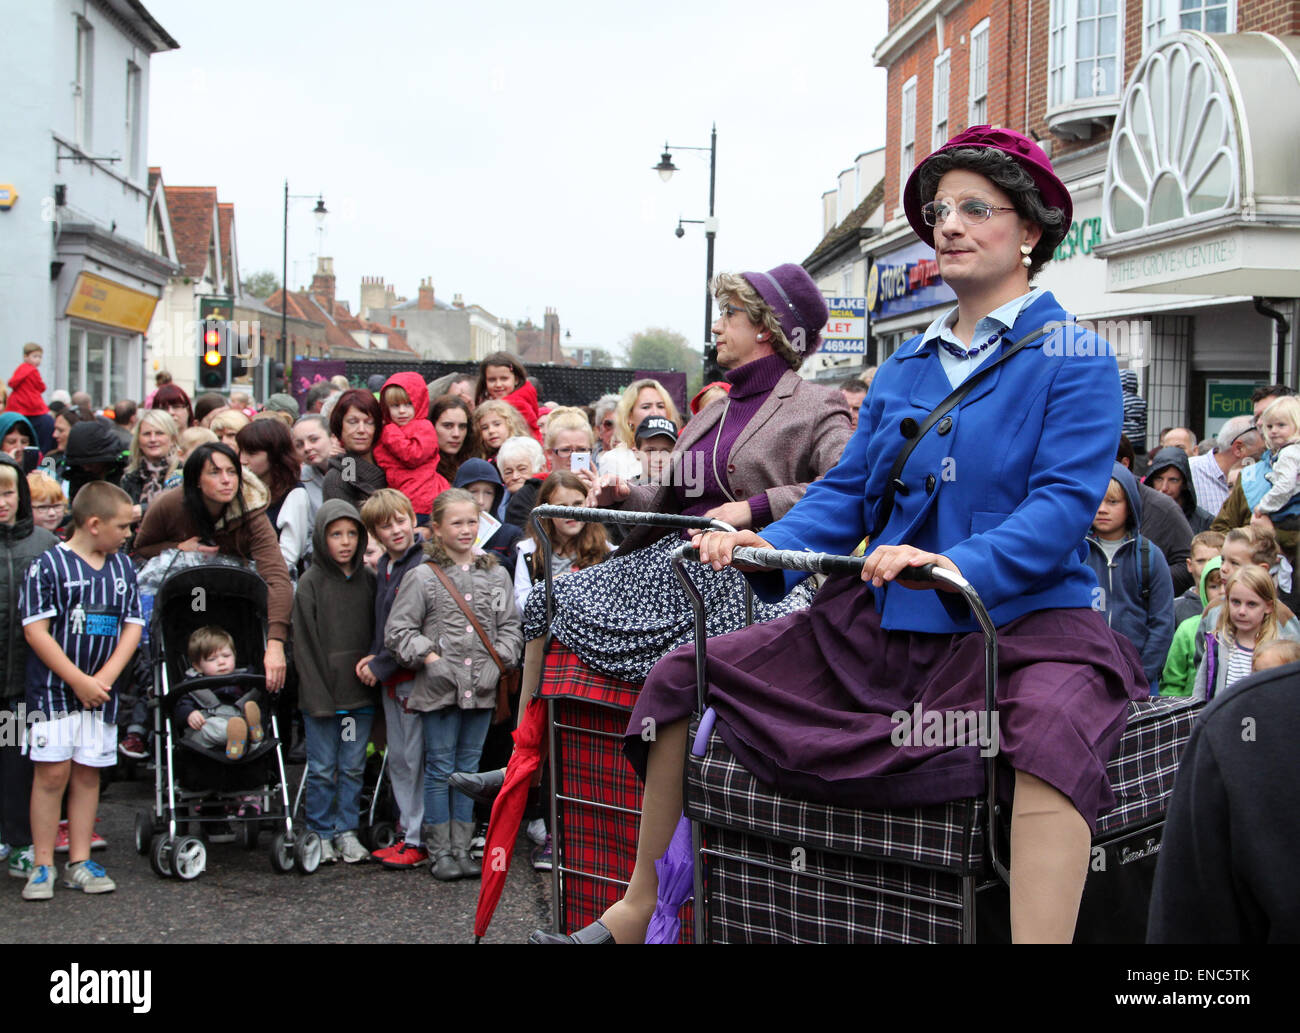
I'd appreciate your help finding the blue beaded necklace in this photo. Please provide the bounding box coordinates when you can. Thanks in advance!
[937,327,1007,361]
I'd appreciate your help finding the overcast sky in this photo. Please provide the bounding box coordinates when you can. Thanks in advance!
[145,0,888,358]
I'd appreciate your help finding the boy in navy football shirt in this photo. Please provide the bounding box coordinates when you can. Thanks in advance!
[20,482,142,900]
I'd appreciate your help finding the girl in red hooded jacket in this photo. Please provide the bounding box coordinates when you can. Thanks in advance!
[373,372,448,519]
[475,352,541,442]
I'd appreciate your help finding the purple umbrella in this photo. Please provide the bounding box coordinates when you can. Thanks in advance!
[643,707,718,944]
[645,815,695,944]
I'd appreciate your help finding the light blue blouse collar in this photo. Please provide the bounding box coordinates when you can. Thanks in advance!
[913,287,1045,355]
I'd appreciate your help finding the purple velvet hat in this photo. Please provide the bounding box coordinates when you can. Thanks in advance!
[903,125,1073,250]
[739,263,829,358]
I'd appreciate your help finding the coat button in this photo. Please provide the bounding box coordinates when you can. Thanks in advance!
[900,417,919,438]
[463,657,472,666]
[936,417,953,435]
[925,475,936,495]
[727,464,735,473]
[464,594,472,601]
[467,624,474,633]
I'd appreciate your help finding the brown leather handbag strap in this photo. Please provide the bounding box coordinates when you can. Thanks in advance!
[426,561,507,676]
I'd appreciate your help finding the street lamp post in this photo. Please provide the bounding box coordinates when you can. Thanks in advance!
[280,181,327,394]
[654,124,720,381]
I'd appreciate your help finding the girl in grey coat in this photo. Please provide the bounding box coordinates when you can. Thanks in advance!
[385,488,522,879]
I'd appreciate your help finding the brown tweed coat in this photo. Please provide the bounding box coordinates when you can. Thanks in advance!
[617,367,853,554]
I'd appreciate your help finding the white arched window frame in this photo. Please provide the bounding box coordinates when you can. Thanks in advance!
[1103,35,1239,239]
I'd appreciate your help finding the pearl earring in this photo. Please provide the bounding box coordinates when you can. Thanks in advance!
[1020,243,1033,268]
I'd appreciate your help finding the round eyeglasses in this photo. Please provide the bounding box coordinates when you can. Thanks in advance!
[921,199,1018,227]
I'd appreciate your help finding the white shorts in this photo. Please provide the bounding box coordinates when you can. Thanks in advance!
[27,711,118,767]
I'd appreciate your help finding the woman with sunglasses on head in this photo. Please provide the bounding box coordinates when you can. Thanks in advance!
[533,127,1147,946]
[596,380,682,481]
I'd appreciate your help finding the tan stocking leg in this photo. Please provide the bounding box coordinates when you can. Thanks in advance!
[598,718,689,944]
[515,637,546,730]
[1009,770,1091,944]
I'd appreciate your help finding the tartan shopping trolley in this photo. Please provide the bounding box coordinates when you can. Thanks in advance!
[672,544,1203,943]
[529,506,753,941]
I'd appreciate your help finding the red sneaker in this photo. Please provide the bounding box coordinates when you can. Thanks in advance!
[379,843,429,869]
[370,841,402,861]
[54,819,107,854]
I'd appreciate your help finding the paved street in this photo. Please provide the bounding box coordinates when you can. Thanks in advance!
[2,766,552,944]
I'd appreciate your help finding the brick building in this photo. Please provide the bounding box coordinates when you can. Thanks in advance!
[364,277,518,362]
[868,0,1300,442]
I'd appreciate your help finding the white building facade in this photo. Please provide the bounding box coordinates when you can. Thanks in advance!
[0,0,178,405]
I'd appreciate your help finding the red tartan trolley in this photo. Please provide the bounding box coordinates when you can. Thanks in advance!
[529,506,749,941]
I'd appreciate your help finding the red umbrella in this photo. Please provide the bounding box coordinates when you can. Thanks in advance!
[474,695,547,941]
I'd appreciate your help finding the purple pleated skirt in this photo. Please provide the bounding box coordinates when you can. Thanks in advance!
[625,575,1149,831]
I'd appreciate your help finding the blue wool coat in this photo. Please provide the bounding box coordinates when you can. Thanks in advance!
[757,290,1121,633]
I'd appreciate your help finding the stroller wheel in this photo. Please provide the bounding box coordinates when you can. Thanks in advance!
[134,810,155,855]
[368,822,396,851]
[149,835,174,878]
[294,830,323,874]
[269,831,295,874]
[239,819,260,851]
[172,836,207,881]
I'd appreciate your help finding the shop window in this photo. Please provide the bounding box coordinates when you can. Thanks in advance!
[969,19,989,126]
[68,326,129,407]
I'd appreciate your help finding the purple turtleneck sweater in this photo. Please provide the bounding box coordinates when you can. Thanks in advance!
[676,353,788,525]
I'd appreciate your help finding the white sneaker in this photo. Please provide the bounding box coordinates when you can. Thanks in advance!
[526,818,547,846]
[63,859,115,894]
[335,831,369,864]
[318,838,339,865]
[22,864,54,901]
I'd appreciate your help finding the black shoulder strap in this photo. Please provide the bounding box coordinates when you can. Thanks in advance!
[1140,535,1151,608]
[868,324,1055,540]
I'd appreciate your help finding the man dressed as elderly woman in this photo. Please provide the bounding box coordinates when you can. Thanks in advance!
[532,126,1147,945]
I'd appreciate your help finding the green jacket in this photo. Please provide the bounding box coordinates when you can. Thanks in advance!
[1160,557,1221,698]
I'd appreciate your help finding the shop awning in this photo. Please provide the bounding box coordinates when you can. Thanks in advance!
[1095,31,1300,295]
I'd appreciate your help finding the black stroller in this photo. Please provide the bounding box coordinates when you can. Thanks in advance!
[132,566,323,879]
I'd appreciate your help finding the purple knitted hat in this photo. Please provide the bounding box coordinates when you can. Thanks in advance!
[739,263,829,358]
[903,125,1073,251]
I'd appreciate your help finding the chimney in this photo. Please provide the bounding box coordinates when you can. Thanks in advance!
[418,277,435,310]
[544,307,560,360]
[311,256,336,313]
[452,293,465,309]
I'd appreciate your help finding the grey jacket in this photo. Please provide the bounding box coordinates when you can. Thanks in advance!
[617,367,852,554]
[2,454,58,700]
[384,556,522,712]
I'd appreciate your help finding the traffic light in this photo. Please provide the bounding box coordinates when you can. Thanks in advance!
[199,320,228,390]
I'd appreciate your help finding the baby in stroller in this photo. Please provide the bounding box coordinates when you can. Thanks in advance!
[174,626,264,760]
